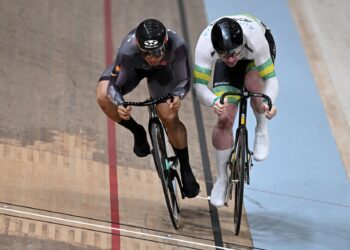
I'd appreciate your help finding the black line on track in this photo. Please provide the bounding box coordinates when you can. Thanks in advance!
[176,0,224,248]
[0,201,227,246]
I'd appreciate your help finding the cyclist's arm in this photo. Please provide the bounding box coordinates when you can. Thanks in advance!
[107,55,137,106]
[263,76,278,104]
[193,82,217,106]
[193,43,216,106]
[254,46,279,103]
[171,45,191,99]
[107,82,124,106]
[193,56,217,107]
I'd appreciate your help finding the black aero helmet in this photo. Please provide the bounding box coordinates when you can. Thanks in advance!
[211,18,243,55]
[135,19,167,57]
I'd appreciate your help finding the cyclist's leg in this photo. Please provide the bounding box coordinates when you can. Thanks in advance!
[157,104,199,198]
[148,69,188,150]
[148,71,199,198]
[210,60,245,207]
[245,66,269,161]
[96,62,150,157]
[156,102,186,148]
[245,32,276,161]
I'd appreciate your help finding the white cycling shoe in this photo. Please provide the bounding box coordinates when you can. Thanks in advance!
[253,126,269,161]
[210,179,227,207]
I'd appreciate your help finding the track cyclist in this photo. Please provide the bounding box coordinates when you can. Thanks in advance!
[193,14,279,207]
[96,19,200,198]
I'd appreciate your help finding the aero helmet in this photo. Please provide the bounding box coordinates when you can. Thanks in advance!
[135,19,167,57]
[211,18,244,56]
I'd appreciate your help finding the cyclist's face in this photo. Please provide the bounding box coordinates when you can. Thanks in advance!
[218,45,243,67]
[143,53,164,66]
[220,53,240,67]
[139,44,166,66]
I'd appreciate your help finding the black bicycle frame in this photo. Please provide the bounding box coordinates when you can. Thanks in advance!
[220,89,272,153]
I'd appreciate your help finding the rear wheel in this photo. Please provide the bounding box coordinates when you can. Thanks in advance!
[233,129,246,235]
[150,121,180,229]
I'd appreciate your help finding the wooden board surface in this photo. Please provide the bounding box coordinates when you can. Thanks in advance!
[0,0,253,249]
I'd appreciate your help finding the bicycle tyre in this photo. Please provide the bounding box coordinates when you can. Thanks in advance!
[225,150,235,205]
[233,128,246,235]
[150,121,180,229]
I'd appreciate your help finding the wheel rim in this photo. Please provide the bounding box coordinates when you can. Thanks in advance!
[233,133,245,235]
[151,123,180,229]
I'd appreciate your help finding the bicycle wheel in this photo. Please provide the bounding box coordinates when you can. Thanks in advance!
[232,128,246,235]
[150,121,180,229]
[225,150,235,205]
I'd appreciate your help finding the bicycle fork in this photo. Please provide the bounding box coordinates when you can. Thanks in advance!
[224,143,253,205]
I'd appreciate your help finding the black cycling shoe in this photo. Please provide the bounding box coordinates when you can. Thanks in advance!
[181,168,200,198]
[133,126,150,157]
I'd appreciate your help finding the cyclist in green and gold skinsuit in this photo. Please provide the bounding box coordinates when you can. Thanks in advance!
[193,14,279,207]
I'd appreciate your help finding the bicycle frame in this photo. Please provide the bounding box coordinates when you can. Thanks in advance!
[220,89,272,235]
[233,91,249,161]
[221,89,272,162]
[122,93,183,229]
[147,103,178,174]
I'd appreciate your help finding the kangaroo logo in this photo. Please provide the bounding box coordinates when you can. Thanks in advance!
[144,40,159,49]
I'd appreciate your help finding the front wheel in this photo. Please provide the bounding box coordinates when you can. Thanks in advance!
[232,129,246,235]
[150,121,180,229]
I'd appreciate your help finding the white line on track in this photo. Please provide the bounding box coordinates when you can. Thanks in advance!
[195,195,210,200]
[0,205,237,250]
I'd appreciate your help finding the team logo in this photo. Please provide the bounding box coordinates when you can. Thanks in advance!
[144,40,159,49]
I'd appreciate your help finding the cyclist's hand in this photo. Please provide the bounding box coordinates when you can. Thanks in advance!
[213,98,228,116]
[262,103,277,120]
[117,105,132,120]
[167,96,181,111]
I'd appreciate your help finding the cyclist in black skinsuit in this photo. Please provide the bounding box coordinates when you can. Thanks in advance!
[96,19,199,198]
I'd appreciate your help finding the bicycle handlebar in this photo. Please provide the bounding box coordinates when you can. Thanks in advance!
[122,93,174,107]
[219,91,272,111]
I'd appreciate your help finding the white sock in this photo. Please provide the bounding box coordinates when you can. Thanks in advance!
[254,111,267,131]
[210,148,231,207]
[253,111,269,161]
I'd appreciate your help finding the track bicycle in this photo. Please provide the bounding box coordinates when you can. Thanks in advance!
[123,93,184,229]
[220,89,272,235]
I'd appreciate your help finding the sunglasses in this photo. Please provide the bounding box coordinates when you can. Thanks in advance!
[219,45,244,58]
[139,45,166,58]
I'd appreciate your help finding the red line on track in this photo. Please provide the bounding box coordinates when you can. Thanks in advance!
[104,0,120,249]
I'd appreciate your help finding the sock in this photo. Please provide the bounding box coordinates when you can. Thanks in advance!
[214,148,231,182]
[173,147,190,172]
[253,111,267,131]
[118,117,142,134]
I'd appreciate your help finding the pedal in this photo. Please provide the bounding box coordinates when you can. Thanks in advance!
[248,151,253,171]
[167,156,178,167]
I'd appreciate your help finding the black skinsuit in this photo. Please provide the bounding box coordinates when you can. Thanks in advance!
[99,29,191,105]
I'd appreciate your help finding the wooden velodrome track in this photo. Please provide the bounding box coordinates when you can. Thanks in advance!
[0,0,349,249]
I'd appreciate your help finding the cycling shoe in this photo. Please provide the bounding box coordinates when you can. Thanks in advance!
[181,168,200,198]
